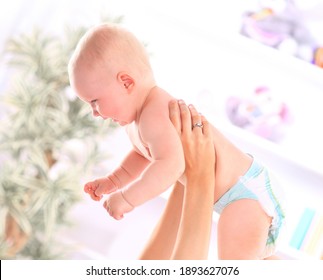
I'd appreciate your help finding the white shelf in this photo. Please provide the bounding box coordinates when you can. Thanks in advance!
[215,119,323,184]
[224,33,323,88]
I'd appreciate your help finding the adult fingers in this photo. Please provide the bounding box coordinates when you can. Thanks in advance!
[178,100,192,134]
[188,104,203,134]
[169,99,181,135]
[201,115,212,136]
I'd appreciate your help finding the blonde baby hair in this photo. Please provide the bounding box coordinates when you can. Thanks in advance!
[68,23,152,81]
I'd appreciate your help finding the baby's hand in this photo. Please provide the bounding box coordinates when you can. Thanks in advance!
[84,177,117,201]
[103,191,134,220]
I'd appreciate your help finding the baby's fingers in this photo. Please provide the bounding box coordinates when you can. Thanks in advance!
[84,182,94,194]
[103,200,124,220]
[84,183,102,201]
[95,179,117,197]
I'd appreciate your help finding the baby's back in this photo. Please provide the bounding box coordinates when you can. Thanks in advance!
[210,124,253,202]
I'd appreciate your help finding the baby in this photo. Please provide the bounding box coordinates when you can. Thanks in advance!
[68,23,285,259]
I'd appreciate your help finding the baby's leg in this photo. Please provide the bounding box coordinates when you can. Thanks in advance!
[217,199,272,260]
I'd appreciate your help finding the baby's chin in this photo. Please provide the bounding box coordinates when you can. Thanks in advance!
[118,121,128,126]
[110,119,128,126]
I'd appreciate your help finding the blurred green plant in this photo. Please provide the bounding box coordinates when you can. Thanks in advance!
[0,16,123,259]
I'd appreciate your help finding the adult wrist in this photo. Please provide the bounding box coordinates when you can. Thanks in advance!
[186,172,214,185]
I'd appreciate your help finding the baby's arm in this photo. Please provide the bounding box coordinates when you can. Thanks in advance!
[122,107,185,207]
[106,118,184,219]
[84,149,150,200]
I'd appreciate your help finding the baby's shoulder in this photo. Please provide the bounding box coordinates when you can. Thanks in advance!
[138,87,174,132]
[151,86,174,104]
[143,87,173,114]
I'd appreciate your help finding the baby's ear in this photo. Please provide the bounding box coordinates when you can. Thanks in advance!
[117,72,134,91]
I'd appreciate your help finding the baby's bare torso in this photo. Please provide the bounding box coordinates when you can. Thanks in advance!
[127,87,253,203]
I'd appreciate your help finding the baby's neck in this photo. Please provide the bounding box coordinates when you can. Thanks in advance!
[134,82,158,121]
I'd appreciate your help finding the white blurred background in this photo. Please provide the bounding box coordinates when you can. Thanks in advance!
[1,0,323,260]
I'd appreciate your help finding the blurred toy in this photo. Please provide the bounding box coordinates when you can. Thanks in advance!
[314,47,323,67]
[226,86,292,142]
[240,0,323,67]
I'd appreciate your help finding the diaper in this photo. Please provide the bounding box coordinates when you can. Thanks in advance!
[213,159,286,258]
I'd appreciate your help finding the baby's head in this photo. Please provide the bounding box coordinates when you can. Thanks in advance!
[68,23,154,123]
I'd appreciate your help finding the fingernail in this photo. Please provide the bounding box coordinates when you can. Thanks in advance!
[178,99,185,104]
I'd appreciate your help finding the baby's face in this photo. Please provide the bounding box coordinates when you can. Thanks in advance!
[70,66,135,126]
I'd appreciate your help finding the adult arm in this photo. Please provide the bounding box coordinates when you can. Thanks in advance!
[139,181,184,260]
[170,100,215,259]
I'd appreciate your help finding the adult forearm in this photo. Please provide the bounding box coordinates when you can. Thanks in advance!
[171,181,214,260]
[139,182,184,260]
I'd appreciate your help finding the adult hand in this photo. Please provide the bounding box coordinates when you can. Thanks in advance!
[169,99,216,184]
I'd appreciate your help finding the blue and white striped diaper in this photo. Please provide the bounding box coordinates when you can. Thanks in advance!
[213,159,286,258]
